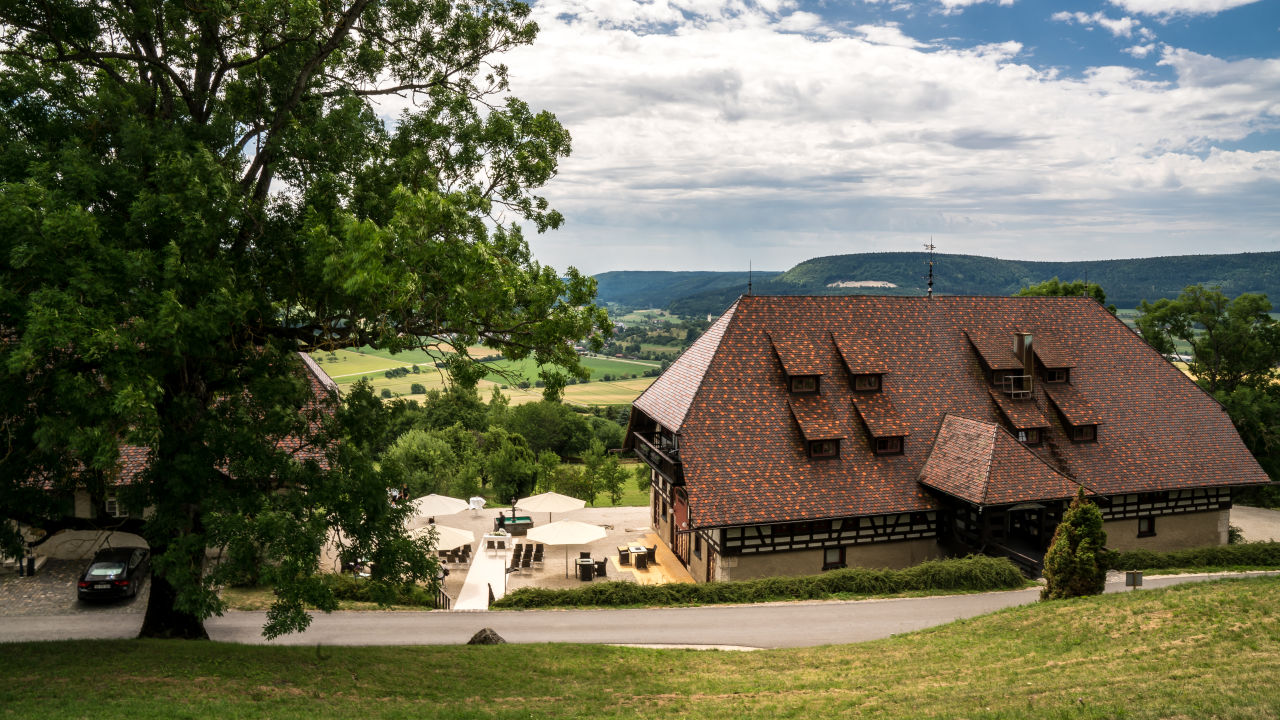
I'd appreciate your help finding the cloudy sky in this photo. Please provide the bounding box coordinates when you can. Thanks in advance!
[492,0,1280,274]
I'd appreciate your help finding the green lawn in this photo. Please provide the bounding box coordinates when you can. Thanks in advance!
[3,577,1279,718]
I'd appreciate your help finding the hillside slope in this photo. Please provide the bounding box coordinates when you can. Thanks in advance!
[596,251,1280,316]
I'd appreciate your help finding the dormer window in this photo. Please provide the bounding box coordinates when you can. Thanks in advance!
[1016,428,1042,445]
[1044,369,1069,383]
[874,436,904,455]
[790,375,819,393]
[852,374,882,392]
[808,439,839,458]
[1070,424,1097,443]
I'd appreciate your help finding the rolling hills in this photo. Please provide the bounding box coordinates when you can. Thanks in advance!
[594,251,1280,316]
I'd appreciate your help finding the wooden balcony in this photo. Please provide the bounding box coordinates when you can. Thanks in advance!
[632,432,684,486]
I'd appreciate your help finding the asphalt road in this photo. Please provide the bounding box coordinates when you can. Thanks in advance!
[4,572,1273,648]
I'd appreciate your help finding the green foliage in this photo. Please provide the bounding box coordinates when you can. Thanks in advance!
[0,0,608,638]
[1136,286,1280,481]
[1016,276,1116,313]
[319,574,437,607]
[1042,489,1108,600]
[499,400,594,458]
[599,251,1280,318]
[408,383,426,394]
[493,555,1024,608]
[1105,541,1280,570]
[1136,286,1280,394]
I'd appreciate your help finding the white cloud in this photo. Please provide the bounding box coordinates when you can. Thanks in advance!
[937,0,1016,14]
[491,0,1280,272]
[1108,0,1263,16]
[1052,11,1142,38]
[1124,42,1158,57]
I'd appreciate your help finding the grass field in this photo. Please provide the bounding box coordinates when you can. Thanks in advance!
[310,349,658,407]
[3,577,1279,718]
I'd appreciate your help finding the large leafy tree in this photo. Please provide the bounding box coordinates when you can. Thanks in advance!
[0,0,608,639]
[1016,277,1116,314]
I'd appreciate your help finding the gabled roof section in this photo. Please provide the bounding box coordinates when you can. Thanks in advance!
[1032,337,1075,369]
[832,333,889,374]
[852,393,910,438]
[633,299,738,432]
[769,332,826,376]
[920,415,1081,506]
[964,330,1022,371]
[788,395,846,441]
[1044,383,1103,426]
[988,389,1050,430]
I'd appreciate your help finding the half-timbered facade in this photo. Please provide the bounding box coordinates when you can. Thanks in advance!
[625,295,1268,580]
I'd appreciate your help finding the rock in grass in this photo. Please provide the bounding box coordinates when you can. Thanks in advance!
[468,628,506,645]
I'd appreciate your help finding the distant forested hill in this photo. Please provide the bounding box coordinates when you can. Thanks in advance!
[595,251,1280,317]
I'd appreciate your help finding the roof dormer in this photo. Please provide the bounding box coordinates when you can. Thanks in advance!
[770,332,827,395]
[788,395,846,460]
[833,333,889,394]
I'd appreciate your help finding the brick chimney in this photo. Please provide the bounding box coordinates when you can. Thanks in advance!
[1014,332,1034,394]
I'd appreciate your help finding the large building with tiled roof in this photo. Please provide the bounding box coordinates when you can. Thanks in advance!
[626,294,1269,581]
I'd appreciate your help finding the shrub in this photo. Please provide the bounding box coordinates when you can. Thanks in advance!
[491,555,1024,609]
[321,574,435,607]
[380,388,392,398]
[409,383,426,394]
[1042,489,1107,600]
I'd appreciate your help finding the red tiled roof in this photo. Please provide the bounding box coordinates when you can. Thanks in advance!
[1032,337,1075,368]
[636,295,1268,529]
[852,392,911,438]
[1044,383,1104,426]
[833,333,889,374]
[920,415,1081,505]
[770,332,827,376]
[633,300,738,432]
[988,388,1050,430]
[788,395,846,440]
[964,330,1023,371]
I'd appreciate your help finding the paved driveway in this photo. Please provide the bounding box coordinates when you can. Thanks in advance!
[4,571,1275,647]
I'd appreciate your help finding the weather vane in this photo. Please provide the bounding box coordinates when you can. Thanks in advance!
[924,239,936,299]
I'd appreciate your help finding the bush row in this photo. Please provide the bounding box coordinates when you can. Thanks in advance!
[492,555,1025,609]
[320,573,437,607]
[1105,541,1280,570]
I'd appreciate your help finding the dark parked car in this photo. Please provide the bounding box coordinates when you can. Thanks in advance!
[77,546,150,601]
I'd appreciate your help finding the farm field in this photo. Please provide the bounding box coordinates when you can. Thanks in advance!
[310,349,657,407]
[4,577,1279,719]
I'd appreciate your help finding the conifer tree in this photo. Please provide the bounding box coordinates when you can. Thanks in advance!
[1042,488,1108,600]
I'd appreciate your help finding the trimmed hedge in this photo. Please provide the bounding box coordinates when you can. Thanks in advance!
[492,555,1025,609]
[1106,541,1280,571]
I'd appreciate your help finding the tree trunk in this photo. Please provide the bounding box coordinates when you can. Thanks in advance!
[138,544,209,640]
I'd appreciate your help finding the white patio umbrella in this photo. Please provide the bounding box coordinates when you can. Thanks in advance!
[411,493,470,519]
[409,524,474,552]
[515,491,586,523]
[468,496,487,515]
[527,520,607,577]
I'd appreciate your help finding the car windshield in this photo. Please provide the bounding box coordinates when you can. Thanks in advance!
[87,562,126,577]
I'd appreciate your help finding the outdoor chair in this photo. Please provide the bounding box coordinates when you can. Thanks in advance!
[594,559,607,578]
[646,546,657,564]
[521,556,532,572]
[580,551,592,559]
[486,540,496,554]
[633,553,648,571]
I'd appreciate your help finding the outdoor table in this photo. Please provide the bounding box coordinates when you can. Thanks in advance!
[575,557,595,581]
[627,543,646,560]
[483,533,510,552]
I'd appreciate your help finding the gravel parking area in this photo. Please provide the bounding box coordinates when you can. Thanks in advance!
[0,559,149,618]
[1231,505,1280,543]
